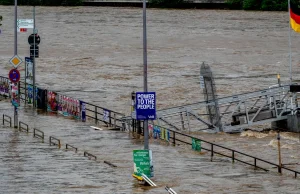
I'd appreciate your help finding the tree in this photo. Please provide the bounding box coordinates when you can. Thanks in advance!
[0,0,14,5]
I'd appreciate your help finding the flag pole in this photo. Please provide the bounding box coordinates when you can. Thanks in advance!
[288,0,293,84]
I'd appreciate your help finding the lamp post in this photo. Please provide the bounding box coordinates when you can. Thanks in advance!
[13,0,18,128]
[142,0,148,150]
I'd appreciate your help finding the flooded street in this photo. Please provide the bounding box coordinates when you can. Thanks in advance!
[0,100,300,193]
[0,6,300,193]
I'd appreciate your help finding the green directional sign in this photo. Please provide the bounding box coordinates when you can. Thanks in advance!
[192,138,201,151]
[133,150,153,177]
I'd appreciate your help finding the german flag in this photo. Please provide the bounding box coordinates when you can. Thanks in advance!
[290,1,300,32]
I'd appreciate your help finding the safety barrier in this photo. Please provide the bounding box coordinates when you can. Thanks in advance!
[16,78,126,130]
[167,128,300,178]
[104,161,117,167]
[130,121,300,179]
[2,114,12,127]
[84,151,97,160]
[49,136,61,149]
[33,128,44,141]
[85,102,125,128]
[19,121,29,133]
[66,144,78,152]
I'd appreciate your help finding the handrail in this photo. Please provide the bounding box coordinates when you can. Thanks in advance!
[66,144,78,152]
[130,121,300,178]
[166,127,299,177]
[84,101,125,116]
[49,136,61,149]
[33,128,44,142]
[19,121,29,132]
[104,161,117,167]
[84,151,97,160]
[2,114,12,127]
[3,76,126,130]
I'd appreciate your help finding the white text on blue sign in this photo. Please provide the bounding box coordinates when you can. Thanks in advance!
[137,93,155,109]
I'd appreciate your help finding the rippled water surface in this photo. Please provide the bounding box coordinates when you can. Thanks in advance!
[0,6,300,193]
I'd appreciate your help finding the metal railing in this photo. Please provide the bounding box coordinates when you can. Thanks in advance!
[49,136,61,149]
[2,114,12,127]
[19,121,29,132]
[84,151,97,160]
[2,76,126,131]
[129,121,300,179]
[166,128,300,178]
[33,128,44,141]
[104,161,117,167]
[85,102,125,128]
[66,144,78,152]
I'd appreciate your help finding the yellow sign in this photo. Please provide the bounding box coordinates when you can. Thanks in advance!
[9,55,23,68]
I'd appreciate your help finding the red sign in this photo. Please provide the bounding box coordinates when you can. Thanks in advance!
[8,69,20,83]
[19,28,27,32]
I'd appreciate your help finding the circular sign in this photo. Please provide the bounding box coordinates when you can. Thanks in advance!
[8,69,20,83]
[28,34,41,45]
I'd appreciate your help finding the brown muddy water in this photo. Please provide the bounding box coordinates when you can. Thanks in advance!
[0,6,300,193]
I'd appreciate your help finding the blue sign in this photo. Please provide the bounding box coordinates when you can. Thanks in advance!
[136,92,156,120]
[8,69,20,83]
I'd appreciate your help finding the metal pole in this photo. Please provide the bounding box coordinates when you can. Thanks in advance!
[277,132,282,173]
[142,0,148,150]
[14,0,18,128]
[288,0,292,84]
[33,6,36,107]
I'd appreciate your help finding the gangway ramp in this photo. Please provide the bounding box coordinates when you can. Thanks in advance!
[155,85,293,133]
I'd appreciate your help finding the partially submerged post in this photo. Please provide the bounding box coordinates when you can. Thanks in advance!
[277,131,282,173]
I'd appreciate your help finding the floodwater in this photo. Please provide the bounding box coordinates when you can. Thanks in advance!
[0,6,300,193]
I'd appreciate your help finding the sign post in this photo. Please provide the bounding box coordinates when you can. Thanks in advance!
[17,19,33,32]
[133,150,153,177]
[135,92,156,120]
[134,92,156,181]
[13,0,19,128]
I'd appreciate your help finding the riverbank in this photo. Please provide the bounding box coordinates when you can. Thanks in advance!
[82,0,227,9]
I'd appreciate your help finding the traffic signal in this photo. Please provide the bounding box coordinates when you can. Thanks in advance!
[30,45,39,58]
[0,15,2,26]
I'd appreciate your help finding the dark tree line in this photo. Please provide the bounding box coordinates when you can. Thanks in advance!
[225,0,298,11]
[0,0,82,6]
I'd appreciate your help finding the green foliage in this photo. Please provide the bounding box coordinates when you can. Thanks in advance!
[226,0,289,10]
[149,0,186,8]
[261,0,288,11]
[242,0,262,10]
[0,0,82,5]
[225,0,243,9]
[0,0,13,5]
[65,0,83,6]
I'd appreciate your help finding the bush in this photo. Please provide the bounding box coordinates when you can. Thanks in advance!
[0,0,13,5]
[149,0,186,8]
[226,0,243,9]
[261,0,288,11]
[243,0,262,10]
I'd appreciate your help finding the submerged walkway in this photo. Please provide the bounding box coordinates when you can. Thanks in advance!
[1,100,300,193]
